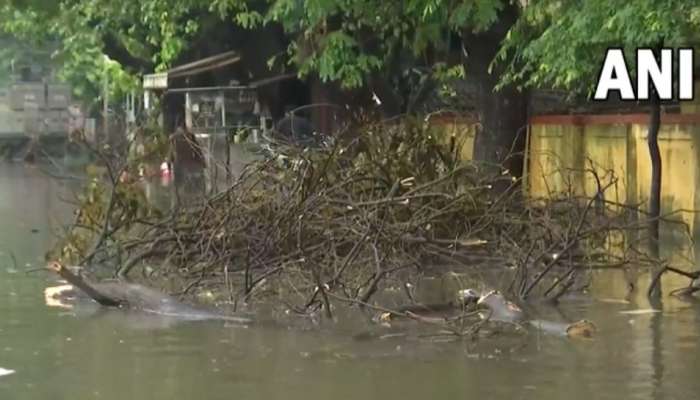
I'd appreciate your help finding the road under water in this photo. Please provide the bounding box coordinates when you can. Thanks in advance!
[1,163,700,400]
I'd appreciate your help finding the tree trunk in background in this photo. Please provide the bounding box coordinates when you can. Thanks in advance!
[368,73,403,118]
[463,3,528,180]
[163,92,185,135]
[647,93,662,258]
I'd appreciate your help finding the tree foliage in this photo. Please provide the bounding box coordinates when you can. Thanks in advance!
[0,0,206,101]
[5,0,699,101]
[248,0,510,88]
[499,0,700,94]
[1,0,520,100]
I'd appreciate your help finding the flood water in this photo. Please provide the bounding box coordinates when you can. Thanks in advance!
[2,163,700,400]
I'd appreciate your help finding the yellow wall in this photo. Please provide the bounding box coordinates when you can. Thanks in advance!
[527,121,700,232]
[527,124,584,198]
[430,118,476,161]
[429,114,700,233]
[680,81,700,114]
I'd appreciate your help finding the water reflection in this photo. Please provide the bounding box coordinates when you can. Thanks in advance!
[1,162,700,399]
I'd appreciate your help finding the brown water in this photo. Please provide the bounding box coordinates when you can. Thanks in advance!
[1,163,700,400]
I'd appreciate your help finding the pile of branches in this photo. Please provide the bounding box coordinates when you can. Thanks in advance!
[54,118,657,321]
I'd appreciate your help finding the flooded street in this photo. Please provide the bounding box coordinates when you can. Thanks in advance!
[2,163,700,400]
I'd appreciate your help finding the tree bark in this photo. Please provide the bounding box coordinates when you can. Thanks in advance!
[462,3,528,180]
[647,92,662,257]
[50,264,123,307]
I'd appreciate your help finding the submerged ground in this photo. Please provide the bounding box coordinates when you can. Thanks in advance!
[2,163,700,400]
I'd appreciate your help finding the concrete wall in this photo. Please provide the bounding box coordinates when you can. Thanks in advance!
[428,115,477,161]
[0,87,23,137]
[426,110,700,235]
[0,83,73,139]
[527,114,700,233]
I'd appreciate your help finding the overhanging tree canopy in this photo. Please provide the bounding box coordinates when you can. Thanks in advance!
[499,0,700,254]
[2,0,530,173]
[499,0,700,94]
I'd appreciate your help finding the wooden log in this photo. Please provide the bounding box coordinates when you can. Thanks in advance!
[46,262,124,308]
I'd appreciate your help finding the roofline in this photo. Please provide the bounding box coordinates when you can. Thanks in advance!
[167,50,240,76]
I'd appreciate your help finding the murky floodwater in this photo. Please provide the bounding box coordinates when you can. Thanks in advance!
[2,163,700,400]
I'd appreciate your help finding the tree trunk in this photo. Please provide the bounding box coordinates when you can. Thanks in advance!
[463,3,528,180]
[647,93,662,257]
[49,264,123,308]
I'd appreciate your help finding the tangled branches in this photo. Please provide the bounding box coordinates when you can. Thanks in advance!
[53,118,658,322]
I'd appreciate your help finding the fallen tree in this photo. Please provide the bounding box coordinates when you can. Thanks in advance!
[50,118,661,328]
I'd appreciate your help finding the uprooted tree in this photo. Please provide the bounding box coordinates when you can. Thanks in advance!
[48,118,659,330]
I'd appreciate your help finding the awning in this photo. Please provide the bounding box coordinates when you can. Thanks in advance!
[143,50,241,90]
[162,72,300,93]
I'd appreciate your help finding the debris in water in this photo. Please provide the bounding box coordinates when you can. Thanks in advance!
[0,368,15,377]
[44,284,77,309]
[566,320,598,339]
[597,298,631,304]
[619,309,661,315]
